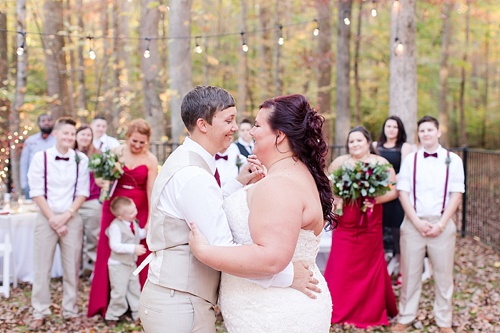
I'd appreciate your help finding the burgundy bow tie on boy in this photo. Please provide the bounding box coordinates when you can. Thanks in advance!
[55,156,70,161]
[424,152,438,158]
[215,154,228,161]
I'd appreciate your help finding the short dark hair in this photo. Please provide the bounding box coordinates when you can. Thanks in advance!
[110,196,134,217]
[92,115,107,123]
[37,113,53,123]
[181,86,236,133]
[239,118,252,126]
[417,115,439,129]
[54,117,76,130]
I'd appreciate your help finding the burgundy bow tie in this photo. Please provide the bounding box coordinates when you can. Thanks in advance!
[55,156,70,161]
[424,152,438,158]
[215,154,228,161]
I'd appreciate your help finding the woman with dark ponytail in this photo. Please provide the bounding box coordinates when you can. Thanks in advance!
[189,94,335,332]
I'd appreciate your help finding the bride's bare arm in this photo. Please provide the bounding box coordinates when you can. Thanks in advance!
[189,177,302,278]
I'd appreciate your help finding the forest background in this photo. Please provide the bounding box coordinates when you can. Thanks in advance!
[0,0,499,194]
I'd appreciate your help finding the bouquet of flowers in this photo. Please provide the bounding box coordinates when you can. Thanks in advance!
[88,150,124,202]
[329,161,393,216]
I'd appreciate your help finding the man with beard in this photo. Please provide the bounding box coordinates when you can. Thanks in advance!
[20,114,56,199]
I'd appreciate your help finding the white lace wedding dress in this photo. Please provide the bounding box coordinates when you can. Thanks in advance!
[219,187,332,333]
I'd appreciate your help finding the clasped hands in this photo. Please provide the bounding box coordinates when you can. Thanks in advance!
[48,211,72,237]
[236,155,267,185]
[414,219,444,238]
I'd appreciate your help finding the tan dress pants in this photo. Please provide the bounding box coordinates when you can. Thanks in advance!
[106,263,141,321]
[79,199,102,270]
[398,216,456,327]
[139,281,216,333]
[32,212,83,319]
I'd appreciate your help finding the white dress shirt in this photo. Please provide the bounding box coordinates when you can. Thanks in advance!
[93,133,120,152]
[20,133,57,189]
[156,137,293,287]
[28,147,90,213]
[108,220,146,265]
[397,145,465,217]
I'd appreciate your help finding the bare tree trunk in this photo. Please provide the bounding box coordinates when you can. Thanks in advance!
[0,11,8,133]
[112,2,122,130]
[257,4,273,101]
[169,0,193,144]
[438,0,453,148]
[273,2,283,96]
[237,0,249,116]
[11,0,28,195]
[353,0,364,125]
[141,0,165,142]
[76,0,87,123]
[201,0,211,85]
[43,0,72,119]
[481,25,489,147]
[458,0,470,147]
[389,0,417,144]
[335,0,352,145]
[65,0,77,119]
[100,3,112,125]
[314,0,333,147]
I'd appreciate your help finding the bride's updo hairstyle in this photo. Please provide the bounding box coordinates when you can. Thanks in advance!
[260,94,336,230]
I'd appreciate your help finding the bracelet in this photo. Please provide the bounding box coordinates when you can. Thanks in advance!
[67,208,76,217]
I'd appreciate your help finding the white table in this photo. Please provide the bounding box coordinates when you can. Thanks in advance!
[0,210,63,284]
[316,230,332,273]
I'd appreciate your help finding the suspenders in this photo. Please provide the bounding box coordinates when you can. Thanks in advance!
[43,150,79,201]
[413,150,450,215]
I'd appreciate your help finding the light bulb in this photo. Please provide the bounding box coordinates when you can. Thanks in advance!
[89,49,96,60]
[395,42,404,55]
[195,45,203,54]
[344,18,351,25]
[371,8,377,17]
[278,37,284,45]
[144,49,150,58]
[17,47,24,56]
[313,28,319,36]
[242,44,249,52]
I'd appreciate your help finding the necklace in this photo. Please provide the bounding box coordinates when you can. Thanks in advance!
[267,155,295,172]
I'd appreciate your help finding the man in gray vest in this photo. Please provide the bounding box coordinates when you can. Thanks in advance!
[138,86,318,333]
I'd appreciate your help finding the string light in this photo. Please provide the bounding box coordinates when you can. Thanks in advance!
[278,25,284,46]
[144,37,151,58]
[194,36,203,54]
[371,0,378,17]
[313,19,320,37]
[16,31,26,56]
[87,36,96,60]
[343,11,351,26]
[240,32,249,52]
[394,37,404,56]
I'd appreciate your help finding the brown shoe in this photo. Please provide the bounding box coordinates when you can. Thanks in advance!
[439,328,455,333]
[28,318,44,330]
[391,323,410,332]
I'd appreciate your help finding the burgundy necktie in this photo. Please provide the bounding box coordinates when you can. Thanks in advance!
[423,152,438,158]
[215,154,228,161]
[214,168,221,187]
[129,222,135,235]
[55,156,70,161]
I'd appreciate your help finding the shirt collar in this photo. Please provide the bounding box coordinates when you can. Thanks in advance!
[183,137,217,173]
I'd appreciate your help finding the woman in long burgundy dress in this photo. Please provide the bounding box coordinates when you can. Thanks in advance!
[87,119,158,318]
[324,126,398,328]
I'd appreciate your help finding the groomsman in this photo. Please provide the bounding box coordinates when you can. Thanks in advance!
[233,118,254,158]
[392,116,465,333]
[27,117,89,330]
[90,115,120,152]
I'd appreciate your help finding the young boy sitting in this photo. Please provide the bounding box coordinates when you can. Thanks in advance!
[105,196,147,324]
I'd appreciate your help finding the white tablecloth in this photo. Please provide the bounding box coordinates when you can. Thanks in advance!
[0,210,63,283]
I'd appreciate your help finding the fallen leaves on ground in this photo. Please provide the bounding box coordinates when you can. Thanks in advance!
[0,237,498,332]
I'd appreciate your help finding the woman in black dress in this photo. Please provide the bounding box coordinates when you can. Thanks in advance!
[373,116,411,278]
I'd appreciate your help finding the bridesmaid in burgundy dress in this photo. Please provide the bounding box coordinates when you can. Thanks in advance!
[324,126,398,328]
[87,119,158,318]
